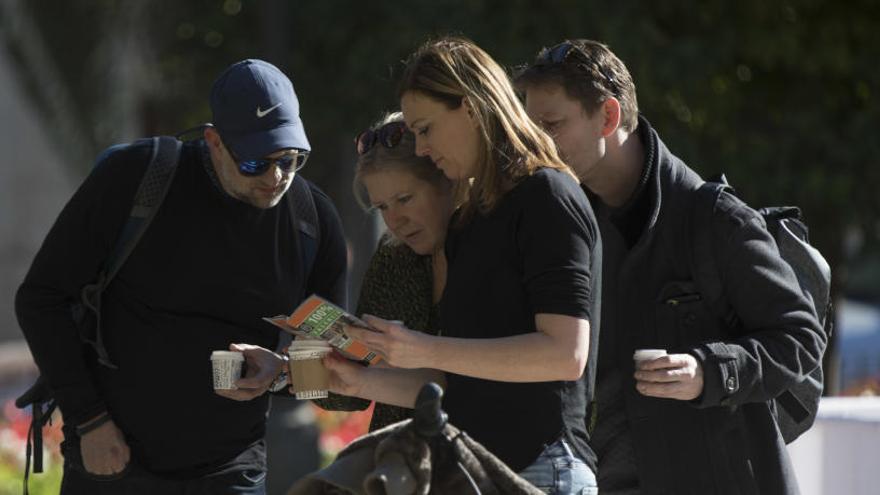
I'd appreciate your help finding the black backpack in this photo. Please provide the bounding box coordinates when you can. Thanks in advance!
[688,175,832,444]
[15,136,321,491]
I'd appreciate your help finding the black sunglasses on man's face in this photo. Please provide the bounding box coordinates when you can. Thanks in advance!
[229,149,309,177]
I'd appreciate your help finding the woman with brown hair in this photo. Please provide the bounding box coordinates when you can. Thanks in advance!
[328,37,601,494]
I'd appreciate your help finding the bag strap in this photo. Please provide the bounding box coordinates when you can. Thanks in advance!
[687,181,732,320]
[84,136,183,368]
[104,136,183,281]
[287,174,321,283]
[277,174,321,354]
[17,375,57,495]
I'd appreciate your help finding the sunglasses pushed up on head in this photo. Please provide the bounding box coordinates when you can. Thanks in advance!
[536,41,617,88]
[355,121,409,155]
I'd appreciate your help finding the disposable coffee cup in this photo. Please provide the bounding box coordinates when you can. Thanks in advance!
[633,349,668,362]
[288,347,331,400]
[211,351,244,390]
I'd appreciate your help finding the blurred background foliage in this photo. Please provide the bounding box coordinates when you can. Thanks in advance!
[2,0,878,385]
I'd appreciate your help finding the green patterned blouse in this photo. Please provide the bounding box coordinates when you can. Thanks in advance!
[313,236,440,431]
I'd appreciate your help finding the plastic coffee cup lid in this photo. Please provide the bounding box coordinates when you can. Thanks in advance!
[633,349,667,361]
[211,351,244,361]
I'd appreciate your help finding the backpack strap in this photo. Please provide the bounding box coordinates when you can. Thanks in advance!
[277,174,321,353]
[687,181,733,322]
[105,136,183,280]
[15,375,56,490]
[79,136,182,368]
[21,400,56,495]
[287,174,321,283]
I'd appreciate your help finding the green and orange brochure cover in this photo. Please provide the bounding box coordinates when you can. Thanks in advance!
[263,294,383,365]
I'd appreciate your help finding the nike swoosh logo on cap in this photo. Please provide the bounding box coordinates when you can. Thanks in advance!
[256,102,282,118]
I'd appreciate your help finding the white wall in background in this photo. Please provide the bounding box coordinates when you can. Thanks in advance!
[788,397,880,495]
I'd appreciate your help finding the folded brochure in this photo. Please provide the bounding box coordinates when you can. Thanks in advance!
[263,294,382,365]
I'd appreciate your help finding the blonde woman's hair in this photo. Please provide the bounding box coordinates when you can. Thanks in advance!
[398,36,576,221]
[353,113,461,248]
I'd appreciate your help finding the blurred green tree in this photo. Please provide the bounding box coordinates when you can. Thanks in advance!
[4,0,878,391]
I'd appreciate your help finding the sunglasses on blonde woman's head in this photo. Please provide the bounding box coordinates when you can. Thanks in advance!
[355,121,409,155]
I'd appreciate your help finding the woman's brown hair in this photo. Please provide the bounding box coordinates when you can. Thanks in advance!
[399,37,576,220]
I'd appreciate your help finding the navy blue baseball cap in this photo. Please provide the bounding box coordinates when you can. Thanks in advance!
[210,59,310,160]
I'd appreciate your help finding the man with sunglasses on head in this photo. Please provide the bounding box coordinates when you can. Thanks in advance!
[516,40,824,494]
[16,59,348,494]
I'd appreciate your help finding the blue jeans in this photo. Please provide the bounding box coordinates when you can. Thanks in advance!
[518,438,599,495]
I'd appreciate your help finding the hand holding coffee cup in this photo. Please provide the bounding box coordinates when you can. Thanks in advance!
[633,349,704,401]
[213,344,290,401]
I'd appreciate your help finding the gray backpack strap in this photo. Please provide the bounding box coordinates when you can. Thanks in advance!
[80,136,183,368]
[105,136,183,280]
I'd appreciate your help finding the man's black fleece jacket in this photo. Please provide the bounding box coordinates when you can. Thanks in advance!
[16,140,348,475]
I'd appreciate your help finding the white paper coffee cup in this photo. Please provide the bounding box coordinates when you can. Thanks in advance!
[288,347,332,399]
[211,351,244,390]
[633,349,668,362]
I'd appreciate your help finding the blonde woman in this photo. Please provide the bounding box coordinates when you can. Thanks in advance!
[328,38,601,494]
[314,112,456,431]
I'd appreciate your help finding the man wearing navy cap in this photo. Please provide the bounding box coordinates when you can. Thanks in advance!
[206,59,313,209]
[16,59,348,494]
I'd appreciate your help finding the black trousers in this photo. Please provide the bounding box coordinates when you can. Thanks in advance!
[60,437,267,495]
